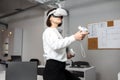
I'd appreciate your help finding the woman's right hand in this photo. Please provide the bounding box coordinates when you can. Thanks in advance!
[74,31,88,41]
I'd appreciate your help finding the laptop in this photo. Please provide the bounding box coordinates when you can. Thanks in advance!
[6,62,37,80]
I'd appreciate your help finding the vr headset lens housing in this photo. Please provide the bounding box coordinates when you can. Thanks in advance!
[52,14,63,19]
[53,8,68,16]
[48,8,68,18]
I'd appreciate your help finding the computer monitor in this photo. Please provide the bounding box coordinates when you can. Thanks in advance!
[6,62,37,80]
[11,56,22,61]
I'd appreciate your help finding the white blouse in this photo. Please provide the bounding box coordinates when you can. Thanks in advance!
[42,27,75,62]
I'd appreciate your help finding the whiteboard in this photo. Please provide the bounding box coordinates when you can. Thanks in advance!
[88,19,120,49]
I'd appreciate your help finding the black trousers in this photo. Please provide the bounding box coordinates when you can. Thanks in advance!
[43,59,80,80]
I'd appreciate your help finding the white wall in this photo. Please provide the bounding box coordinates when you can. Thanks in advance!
[7,8,45,64]
[12,27,23,56]
[66,0,120,80]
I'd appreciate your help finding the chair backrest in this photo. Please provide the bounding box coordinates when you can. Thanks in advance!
[30,58,40,66]
[6,62,37,80]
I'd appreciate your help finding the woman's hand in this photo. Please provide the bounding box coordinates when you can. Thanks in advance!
[74,31,89,41]
[67,53,75,59]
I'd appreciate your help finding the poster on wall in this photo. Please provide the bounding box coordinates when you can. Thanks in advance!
[88,19,120,49]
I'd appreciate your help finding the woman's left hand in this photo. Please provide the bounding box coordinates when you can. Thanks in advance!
[67,53,75,59]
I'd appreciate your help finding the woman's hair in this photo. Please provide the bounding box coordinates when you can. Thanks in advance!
[46,8,62,27]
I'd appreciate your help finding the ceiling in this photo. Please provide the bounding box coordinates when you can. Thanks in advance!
[0,0,114,17]
[0,0,68,20]
[0,0,118,29]
[65,0,117,9]
[0,0,116,22]
[0,0,37,15]
[0,0,40,28]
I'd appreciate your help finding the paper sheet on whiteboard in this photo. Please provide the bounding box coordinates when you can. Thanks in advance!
[88,20,120,49]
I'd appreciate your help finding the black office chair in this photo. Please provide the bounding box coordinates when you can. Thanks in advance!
[30,58,44,75]
[30,58,40,66]
[6,62,37,80]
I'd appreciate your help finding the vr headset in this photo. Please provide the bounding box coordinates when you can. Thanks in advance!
[47,8,68,17]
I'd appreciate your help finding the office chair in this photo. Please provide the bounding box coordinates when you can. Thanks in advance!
[6,62,37,80]
[30,58,40,66]
[29,58,44,75]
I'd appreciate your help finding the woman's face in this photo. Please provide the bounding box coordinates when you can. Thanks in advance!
[50,15,63,26]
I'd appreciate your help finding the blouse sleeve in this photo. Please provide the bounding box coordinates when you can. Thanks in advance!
[43,30,76,50]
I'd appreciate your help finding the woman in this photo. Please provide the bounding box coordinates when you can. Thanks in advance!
[42,8,88,80]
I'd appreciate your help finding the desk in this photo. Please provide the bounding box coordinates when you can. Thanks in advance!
[38,65,96,80]
[66,66,96,80]
[38,65,45,80]
[0,71,5,80]
[118,72,120,80]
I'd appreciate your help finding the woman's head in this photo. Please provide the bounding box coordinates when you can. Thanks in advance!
[46,8,63,27]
